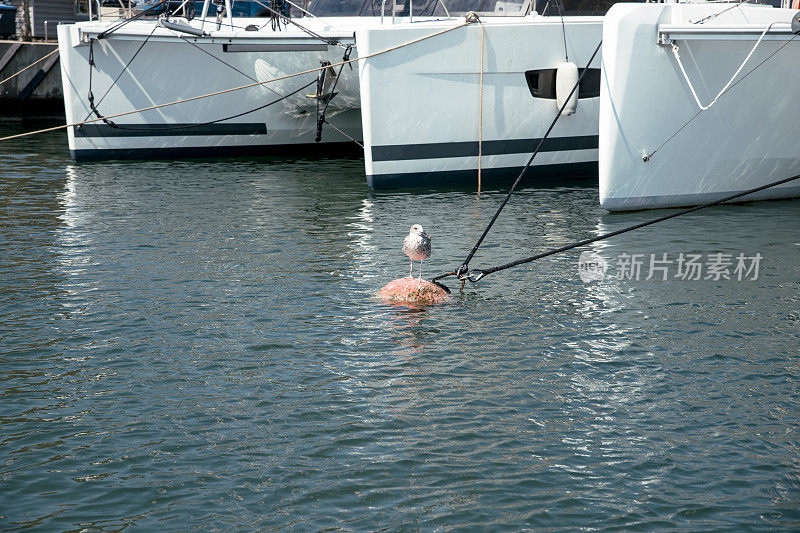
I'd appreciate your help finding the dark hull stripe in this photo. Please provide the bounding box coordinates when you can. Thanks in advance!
[371,135,598,162]
[70,142,362,162]
[74,123,268,138]
[367,161,598,190]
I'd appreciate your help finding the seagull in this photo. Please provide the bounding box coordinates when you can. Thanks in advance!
[403,224,432,282]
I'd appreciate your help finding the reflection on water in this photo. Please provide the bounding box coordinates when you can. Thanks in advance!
[1,127,799,530]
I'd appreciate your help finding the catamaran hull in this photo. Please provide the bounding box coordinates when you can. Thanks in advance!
[57,20,363,162]
[357,18,603,189]
[599,3,800,211]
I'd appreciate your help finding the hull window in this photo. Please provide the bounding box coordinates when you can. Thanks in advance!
[525,68,600,100]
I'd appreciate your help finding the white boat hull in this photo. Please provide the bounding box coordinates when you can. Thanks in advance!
[357,16,604,189]
[599,3,800,210]
[57,18,365,161]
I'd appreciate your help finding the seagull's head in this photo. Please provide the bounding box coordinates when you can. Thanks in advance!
[409,224,425,236]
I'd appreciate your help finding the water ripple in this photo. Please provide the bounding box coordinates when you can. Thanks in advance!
[1,127,799,530]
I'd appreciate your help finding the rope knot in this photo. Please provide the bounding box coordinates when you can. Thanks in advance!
[465,11,480,23]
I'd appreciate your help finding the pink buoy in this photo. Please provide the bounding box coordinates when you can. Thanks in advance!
[378,277,450,304]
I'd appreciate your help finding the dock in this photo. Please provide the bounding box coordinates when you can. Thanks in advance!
[0,40,64,120]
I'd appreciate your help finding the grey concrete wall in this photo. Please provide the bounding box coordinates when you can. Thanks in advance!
[0,42,63,117]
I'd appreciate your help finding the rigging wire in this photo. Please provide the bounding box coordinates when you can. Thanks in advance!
[555,0,568,61]
[97,0,169,39]
[180,37,260,82]
[691,2,741,25]
[252,0,344,46]
[282,0,342,27]
[357,0,374,16]
[82,24,159,124]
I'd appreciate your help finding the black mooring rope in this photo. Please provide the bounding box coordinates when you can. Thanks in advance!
[458,173,800,284]
[431,39,602,288]
[84,24,159,126]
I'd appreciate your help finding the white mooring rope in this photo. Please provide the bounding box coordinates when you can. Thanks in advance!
[464,11,483,192]
[670,22,776,112]
[0,48,59,87]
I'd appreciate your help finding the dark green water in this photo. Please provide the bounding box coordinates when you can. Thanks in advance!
[2,127,799,531]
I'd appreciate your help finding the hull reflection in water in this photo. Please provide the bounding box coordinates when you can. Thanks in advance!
[2,139,799,529]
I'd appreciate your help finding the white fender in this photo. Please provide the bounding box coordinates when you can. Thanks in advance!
[556,62,579,115]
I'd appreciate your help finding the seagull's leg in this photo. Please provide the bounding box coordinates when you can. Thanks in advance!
[418,259,423,284]
[409,258,414,279]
